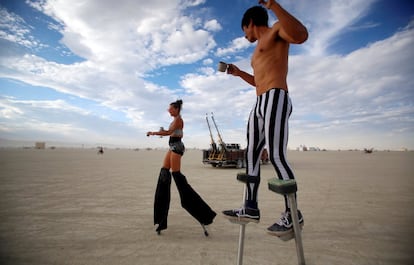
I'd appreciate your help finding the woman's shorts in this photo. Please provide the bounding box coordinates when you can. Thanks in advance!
[169,141,185,156]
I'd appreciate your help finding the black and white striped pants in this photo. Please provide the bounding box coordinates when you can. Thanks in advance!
[245,88,295,210]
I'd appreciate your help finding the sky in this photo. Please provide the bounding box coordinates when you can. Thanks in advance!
[0,0,413,150]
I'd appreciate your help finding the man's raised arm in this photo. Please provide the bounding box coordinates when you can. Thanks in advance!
[260,0,308,44]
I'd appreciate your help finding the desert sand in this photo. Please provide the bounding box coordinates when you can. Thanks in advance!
[0,148,413,265]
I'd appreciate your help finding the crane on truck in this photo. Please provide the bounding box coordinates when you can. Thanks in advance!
[211,113,227,160]
[203,113,246,168]
[206,113,218,159]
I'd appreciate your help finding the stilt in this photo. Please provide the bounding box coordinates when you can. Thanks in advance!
[236,218,247,265]
[223,173,254,265]
[201,224,209,237]
[268,178,306,265]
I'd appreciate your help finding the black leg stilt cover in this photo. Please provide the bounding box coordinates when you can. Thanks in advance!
[154,168,171,232]
[172,171,216,225]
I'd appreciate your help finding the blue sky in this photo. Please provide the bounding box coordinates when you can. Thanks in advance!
[0,0,413,150]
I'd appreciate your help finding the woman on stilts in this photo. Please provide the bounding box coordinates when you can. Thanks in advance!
[147,99,216,235]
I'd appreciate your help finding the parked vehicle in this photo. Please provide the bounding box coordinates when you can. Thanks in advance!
[202,113,246,168]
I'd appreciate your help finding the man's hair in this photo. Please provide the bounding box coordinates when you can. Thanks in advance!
[241,6,268,29]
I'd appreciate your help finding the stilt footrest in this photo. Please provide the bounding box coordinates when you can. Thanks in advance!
[268,178,297,195]
[236,173,248,183]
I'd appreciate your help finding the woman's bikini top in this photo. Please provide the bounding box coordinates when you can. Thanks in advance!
[169,117,183,138]
[171,128,183,137]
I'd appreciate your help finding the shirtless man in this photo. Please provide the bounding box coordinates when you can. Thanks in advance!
[222,0,308,236]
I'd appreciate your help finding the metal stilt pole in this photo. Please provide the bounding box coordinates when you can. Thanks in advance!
[288,195,305,265]
[237,223,246,265]
[236,185,247,265]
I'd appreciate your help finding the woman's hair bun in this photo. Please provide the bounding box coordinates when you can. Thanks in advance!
[170,99,183,110]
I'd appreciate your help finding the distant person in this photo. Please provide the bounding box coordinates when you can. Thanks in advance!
[147,100,216,234]
[98,147,104,155]
[222,0,308,236]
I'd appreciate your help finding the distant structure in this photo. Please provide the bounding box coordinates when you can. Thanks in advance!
[296,145,323,151]
[364,148,373,154]
[308,147,321,151]
[35,142,46,149]
[297,145,308,151]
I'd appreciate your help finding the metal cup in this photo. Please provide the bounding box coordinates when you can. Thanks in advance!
[217,61,228,72]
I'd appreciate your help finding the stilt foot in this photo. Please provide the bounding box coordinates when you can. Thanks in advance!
[202,225,209,237]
